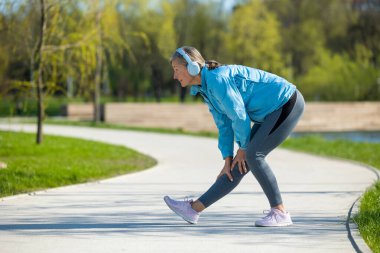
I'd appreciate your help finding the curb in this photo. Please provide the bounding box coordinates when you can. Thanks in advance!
[346,164,379,253]
[346,196,373,253]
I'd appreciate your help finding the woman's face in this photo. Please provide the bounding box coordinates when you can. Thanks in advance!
[171,59,199,88]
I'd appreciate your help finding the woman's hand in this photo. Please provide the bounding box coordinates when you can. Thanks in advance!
[231,149,247,175]
[217,157,234,182]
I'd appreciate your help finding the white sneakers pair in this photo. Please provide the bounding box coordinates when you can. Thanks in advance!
[163,196,293,226]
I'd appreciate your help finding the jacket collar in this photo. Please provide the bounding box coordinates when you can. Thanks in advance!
[190,67,207,96]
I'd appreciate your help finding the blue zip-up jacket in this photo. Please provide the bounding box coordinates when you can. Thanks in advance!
[190,65,296,159]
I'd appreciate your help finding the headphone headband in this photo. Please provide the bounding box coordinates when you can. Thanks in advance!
[176,48,192,65]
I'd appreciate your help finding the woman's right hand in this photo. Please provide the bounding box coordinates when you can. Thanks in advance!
[217,157,233,182]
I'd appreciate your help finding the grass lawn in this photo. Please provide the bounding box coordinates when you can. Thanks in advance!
[0,130,157,198]
[282,135,380,253]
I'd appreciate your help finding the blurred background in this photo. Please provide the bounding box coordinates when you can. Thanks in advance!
[0,0,379,137]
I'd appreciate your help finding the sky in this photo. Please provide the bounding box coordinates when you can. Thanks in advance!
[0,0,241,14]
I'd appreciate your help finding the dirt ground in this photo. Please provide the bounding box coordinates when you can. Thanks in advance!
[66,102,380,132]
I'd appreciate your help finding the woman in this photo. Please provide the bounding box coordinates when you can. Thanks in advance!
[164,46,305,227]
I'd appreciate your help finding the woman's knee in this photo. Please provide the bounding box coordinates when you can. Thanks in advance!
[246,150,261,168]
[247,147,268,169]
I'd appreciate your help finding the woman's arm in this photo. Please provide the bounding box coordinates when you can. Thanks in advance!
[208,107,234,159]
[211,75,251,151]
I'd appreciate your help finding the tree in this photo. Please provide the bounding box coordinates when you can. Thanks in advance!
[264,0,353,76]
[94,2,103,122]
[167,0,229,101]
[300,46,379,101]
[33,0,46,144]
[0,1,40,116]
[348,1,380,67]
[127,0,176,102]
[32,0,90,143]
[225,0,291,78]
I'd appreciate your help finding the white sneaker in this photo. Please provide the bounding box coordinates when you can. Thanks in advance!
[163,196,200,224]
[255,208,293,227]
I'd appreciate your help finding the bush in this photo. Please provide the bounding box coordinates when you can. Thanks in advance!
[0,96,69,117]
[299,47,379,101]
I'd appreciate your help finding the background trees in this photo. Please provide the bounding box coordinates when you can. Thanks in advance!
[226,0,290,78]
[0,0,379,112]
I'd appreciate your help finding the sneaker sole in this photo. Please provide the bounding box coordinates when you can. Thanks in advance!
[255,221,293,227]
[164,197,197,224]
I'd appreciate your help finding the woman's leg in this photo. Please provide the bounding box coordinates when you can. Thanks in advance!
[165,122,261,219]
[193,123,262,210]
[194,163,249,210]
[246,90,305,208]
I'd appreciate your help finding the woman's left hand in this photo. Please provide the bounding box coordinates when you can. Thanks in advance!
[231,149,247,175]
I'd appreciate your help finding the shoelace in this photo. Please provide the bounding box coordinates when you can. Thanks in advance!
[183,196,199,215]
[263,209,287,223]
[261,209,277,220]
[183,196,193,203]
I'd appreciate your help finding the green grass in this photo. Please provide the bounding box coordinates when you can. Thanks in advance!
[281,135,380,253]
[281,135,380,170]
[3,117,219,138]
[0,130,157,197]
[353,181,380,253]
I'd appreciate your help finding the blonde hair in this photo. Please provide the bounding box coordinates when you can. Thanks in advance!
[170,46,222,70]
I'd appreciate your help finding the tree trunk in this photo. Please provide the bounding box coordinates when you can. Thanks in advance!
[33,0,46,144]
[36,65,44,144]
[180,87,187,103]
[150,64,162,102]
[94,7,103,123]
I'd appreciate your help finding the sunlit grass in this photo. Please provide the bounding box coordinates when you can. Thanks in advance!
[0,130,157,197]
[353,181,380,253]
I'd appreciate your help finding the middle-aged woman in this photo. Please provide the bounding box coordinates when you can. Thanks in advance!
[164,46,305,227]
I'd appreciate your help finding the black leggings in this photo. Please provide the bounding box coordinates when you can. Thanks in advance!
[198,89,305,208]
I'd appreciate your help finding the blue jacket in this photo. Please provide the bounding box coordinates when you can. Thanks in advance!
[190,65,296,159]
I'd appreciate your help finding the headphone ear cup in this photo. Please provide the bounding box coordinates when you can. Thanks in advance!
[176,48,200,76]
[187,62,200,76]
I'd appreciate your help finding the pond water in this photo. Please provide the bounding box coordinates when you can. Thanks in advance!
[291,131,380,143]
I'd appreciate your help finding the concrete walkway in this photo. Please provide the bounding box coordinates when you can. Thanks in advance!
[0,124,378,253]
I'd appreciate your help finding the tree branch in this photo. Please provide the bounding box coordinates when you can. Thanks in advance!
[41,30,97,53]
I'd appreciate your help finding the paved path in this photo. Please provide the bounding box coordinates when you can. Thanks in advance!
[0,124,378,253]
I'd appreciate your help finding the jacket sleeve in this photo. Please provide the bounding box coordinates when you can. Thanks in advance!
[208,107,234,159]
[210,75,251,151]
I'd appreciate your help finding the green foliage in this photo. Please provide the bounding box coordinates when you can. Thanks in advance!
[0,45,9,82]
[0,96,68,117]
[155,1,176,59]
[354,181,380,253]
[0,130,157,197]
[299,47,380,101]
[226,0,290,78]
[0,0,379,102]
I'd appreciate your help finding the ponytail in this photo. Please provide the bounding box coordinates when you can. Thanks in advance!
[205,60,223,70]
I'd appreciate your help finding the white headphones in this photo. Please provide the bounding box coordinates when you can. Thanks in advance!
[176,48,201,76]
